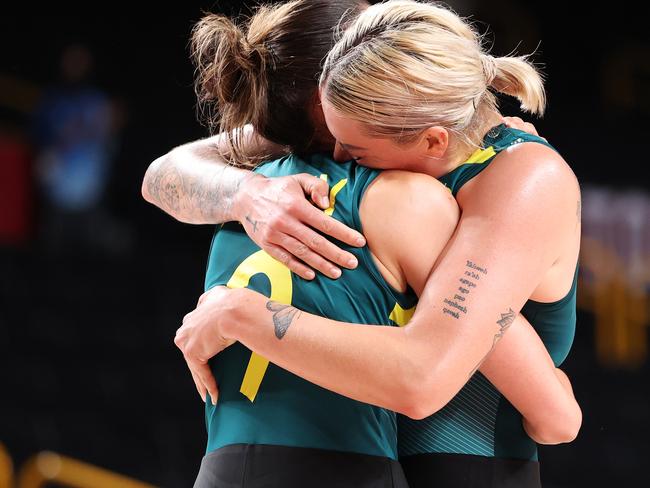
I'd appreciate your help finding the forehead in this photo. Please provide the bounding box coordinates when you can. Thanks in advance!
[321,98,366,135]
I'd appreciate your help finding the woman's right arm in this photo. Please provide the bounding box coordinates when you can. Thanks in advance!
[141,132,367,279]
[142,134,260,224]
[362,171,581,444]
[479,317,581,444]
[177,165,581,443]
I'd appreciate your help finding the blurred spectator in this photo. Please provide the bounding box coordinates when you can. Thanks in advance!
[31,43,131,257]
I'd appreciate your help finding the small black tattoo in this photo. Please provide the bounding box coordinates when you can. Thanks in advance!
[442,260,487,319]
[469,308,516,377]
[266,301,301,339]
[246,215,259,233]
[494,308,516,343]
[466,260,488,274]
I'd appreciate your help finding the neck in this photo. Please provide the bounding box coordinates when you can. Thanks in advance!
[444,111,504,174]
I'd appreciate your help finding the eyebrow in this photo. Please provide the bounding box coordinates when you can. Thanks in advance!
[340,142,368,151]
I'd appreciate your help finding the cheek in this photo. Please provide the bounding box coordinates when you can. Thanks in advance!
[366,149,412,169]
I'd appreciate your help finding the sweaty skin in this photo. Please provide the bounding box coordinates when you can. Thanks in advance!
[176,142,582,444]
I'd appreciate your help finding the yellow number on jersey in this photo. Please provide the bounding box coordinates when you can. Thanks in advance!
[227,251,293,402]
[226,174,348,401]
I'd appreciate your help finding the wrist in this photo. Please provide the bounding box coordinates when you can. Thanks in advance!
[232,172,266,222]
[220,288,260,341]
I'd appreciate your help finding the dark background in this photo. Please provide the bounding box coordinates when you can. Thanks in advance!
[1,1,648,487]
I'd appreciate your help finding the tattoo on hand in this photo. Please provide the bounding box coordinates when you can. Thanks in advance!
[469,308,516,378]
[245,215,259,233]
[266,301,301,339]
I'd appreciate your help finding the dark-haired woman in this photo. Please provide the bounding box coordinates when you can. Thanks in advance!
[143,1,578,487]
[174,1,581,488]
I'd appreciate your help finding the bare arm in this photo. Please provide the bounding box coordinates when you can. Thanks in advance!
[178,151,581,442]
[215,144,578,407]
[141,133,262,224]
[480,318,581,443]
[142,130,367,279]
[361,169,581,443]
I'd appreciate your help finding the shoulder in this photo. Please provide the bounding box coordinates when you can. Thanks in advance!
[488,142,578,192]
[464,141,580,213]
[365,170,458,217]
[360,170,460,294]
[459,141,580,257]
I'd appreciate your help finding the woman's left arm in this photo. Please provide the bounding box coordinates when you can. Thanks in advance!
[178,144,581,424]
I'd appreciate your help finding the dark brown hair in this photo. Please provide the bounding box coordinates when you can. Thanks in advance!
[191,0,367,167]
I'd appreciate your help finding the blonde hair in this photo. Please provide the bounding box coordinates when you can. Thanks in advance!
[320,0,546,153]
[191,1,367,167]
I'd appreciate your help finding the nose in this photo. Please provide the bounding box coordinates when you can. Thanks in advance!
[333,141,352,162]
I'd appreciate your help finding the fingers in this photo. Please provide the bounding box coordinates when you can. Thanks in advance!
[188,359,219,406]
[284,219,360,271]
[190,370,207,403]
[292,173,330,209]
[288,173,367,248]
[263,210,363,278]
[195,362,219,406]
[502,116,523,128]
[278,233,343,279]
[502,116,540,137]
[297,203,365,248]
[264,242,317,280]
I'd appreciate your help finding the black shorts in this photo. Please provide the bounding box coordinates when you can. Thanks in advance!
[194,444,409,488]
[400,452,541,488]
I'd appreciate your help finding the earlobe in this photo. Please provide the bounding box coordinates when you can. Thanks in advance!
[424,127,449,159]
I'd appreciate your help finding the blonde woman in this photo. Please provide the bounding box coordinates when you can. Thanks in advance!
[176,1,581,487]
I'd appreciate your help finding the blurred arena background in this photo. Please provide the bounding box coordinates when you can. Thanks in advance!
[0,1,647,486]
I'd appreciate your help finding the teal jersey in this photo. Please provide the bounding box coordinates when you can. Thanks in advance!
[203,153,417,460]
[398,124,578,461]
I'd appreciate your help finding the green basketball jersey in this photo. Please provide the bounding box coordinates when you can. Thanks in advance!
[203,153,417,460]
[398,124,578,462]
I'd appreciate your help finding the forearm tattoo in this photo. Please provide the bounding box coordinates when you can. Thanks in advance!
[146,155,246,223]
[469,308,516,378]
[266,301,301,339]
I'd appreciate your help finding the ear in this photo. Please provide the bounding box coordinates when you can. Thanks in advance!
[422,127,449,159]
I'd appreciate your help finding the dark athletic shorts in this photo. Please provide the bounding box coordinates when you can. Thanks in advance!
[194,444,410,488]
[400,452,541,488]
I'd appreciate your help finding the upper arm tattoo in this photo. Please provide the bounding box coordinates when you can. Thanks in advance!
[442,260,487,319]
[439,260,516,378]
[266,301,301,339]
